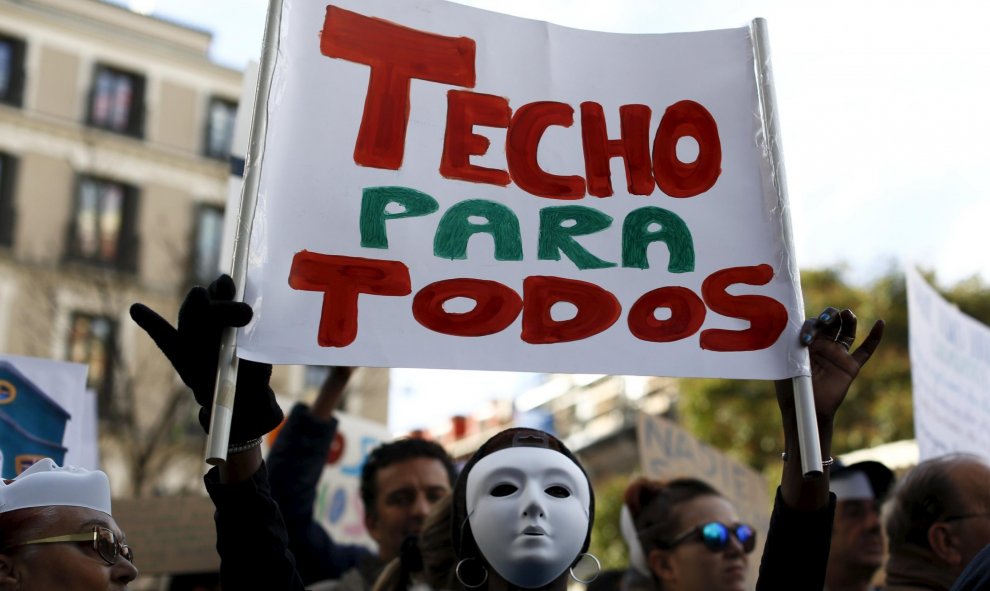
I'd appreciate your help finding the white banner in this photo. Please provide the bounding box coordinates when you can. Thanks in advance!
[237,0,807,379]
[906,266,990,462]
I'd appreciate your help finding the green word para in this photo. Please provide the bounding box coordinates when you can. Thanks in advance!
[360,186,694,272]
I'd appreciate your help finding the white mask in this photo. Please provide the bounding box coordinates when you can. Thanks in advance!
[465,447,591,588]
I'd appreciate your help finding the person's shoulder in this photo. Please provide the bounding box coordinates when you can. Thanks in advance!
[950,543,990,591]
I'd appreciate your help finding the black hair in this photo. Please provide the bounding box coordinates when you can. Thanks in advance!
[360,437,457,520]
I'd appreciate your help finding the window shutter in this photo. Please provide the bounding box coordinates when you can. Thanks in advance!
[10,38,25,107]
[118,185,140,273]
[0,155,17,247]
[130,74,146,138]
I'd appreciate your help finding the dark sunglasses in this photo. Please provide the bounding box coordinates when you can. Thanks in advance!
[668,521,756,554]
[12,526,134,565]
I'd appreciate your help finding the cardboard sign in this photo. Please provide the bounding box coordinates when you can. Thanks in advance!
[906,267,990,462]
[636,411,769,586]
[637,412,770,530]
[237,0,806,379]
[113,496,219,575]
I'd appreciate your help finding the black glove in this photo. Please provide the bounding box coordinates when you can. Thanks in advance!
[129,274,283,443]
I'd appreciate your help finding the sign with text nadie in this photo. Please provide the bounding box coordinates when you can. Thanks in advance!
[237,0,807,379]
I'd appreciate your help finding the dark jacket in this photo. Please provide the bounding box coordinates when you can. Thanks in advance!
[950,543,990,591]
[267,404,378,589]
[756,488,837,591]
[204,461,307,591]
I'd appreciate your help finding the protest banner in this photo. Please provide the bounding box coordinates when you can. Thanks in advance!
[0,355,94,476]
[637,411,769,585]
[233,0,809,381]
[906,267,990,462]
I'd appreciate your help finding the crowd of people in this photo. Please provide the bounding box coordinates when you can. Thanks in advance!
[1,274,988,591]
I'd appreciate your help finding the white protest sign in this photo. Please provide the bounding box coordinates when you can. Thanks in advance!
[313,412,392,547]
[237,0,807,379]
[906,266,990,462]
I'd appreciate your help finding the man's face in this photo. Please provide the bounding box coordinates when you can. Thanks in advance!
[944,460,990,568]
[1,506,138,591]
[365,457,451,562]
[828,498,885,579]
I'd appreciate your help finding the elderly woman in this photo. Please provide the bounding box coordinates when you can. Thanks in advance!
[451,427,598,591]
[0,458,138,589]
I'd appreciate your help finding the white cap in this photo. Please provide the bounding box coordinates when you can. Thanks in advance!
[830,470,874,502]
[0,458,111,516]
[620,504,650,576]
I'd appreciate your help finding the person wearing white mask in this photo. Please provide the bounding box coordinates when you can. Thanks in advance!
[451,428,600,591]
[0,458,138,590]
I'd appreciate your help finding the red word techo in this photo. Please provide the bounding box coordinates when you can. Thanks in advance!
[321,6,722,200]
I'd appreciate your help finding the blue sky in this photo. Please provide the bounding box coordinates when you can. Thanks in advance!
[108,0,990,431]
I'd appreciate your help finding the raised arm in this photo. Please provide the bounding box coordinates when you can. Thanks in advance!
[266,366,374,584]
[778,307,884,510]
[757,307,884,591]
[130,275,303,589]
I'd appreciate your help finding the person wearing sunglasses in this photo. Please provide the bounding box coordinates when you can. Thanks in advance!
[627,307,885,591]
[0,458,138,590]
[626,477,754,591]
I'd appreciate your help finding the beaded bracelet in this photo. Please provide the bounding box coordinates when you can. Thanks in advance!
[227,437,263,454]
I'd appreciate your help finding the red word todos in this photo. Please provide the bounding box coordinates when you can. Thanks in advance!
[321,6,722,199]
[289,252,787,351]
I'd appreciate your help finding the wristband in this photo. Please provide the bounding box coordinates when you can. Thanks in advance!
[227,437,262,454]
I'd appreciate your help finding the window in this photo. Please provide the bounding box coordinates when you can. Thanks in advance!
[87,65,145,137]
[67,176,139,271]
[191,204,224,285]
[0,153,16,247]
[0,34,25,107]
[66,312,116,419]
[204,97,237,159]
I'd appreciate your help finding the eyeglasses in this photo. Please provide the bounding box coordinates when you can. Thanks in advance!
[667,521,756,554]
[941,512,990,523]
[10,526,134,565]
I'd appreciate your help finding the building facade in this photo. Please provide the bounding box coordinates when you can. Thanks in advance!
[0,0,390,497]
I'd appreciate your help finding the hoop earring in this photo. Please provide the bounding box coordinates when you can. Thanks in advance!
[570,552,601,584]
[456,558,489,589]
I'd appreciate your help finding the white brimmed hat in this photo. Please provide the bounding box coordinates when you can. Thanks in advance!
[0,458,111,516]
